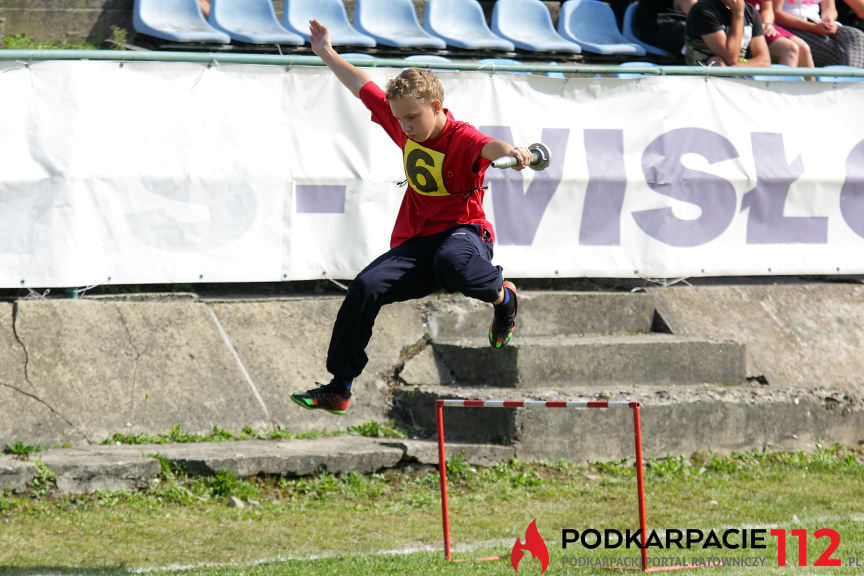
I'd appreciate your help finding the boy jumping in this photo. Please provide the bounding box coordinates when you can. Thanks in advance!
[291,20,532,415]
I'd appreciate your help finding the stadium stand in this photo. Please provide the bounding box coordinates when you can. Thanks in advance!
[476,57,532,73]
[614,60,659,77]
[558,0,646,56]
[816,65,864,82]
[354,0,447,50]
[282,0,376,48]
[751,64,806,82]
[208,0,303,45]
[133,0,230,44]
[423,0,516,52]
[621,1,674,57]
[492,0,582,53]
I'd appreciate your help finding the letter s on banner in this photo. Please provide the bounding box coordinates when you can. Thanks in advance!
[634,128,738,247]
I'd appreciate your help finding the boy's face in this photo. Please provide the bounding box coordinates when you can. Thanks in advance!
[388,95,443,142]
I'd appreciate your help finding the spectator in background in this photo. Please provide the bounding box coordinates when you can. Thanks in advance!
[199,0,211,19]
[836,0,864,29]
[686,0,772,65]
[773,0,864,66]
[636,0,698,54]
[746,0,815,68]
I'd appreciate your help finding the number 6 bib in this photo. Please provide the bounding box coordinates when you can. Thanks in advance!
[404,139,449,197]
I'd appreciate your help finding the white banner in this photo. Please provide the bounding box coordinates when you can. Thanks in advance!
[1,59,864,287]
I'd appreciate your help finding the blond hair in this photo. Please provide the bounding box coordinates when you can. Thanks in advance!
[385,68,444,103]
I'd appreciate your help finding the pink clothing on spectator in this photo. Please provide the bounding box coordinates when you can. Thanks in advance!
[745,0,794,43]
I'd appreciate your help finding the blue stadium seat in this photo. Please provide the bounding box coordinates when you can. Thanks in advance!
[341,53,378,60]
[491,0,582,53]
[208,0,303,44]
[558,0,646,56]
[614,60,659,78]
[282,0,376,47]
[545,61,566,78]
[476,58,531,74]
[816,65,864,82]
[404,54,457,71]
[355,0,447,49]
[622,2,673,57]
[424,0,515,51]
[133,0,230,43]
[751,64,805,82]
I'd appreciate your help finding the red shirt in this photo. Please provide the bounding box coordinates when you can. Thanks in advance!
[359,82,495,248]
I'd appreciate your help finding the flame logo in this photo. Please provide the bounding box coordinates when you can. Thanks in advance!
[511,519,550,573]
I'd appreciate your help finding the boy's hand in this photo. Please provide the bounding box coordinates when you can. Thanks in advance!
[508,147,534,170]
[309,19,332,57]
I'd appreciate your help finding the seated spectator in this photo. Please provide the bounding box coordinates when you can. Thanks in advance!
[636,0,698,54]
[835,0,864,29]
[746,0,815,68]
[773,0,864,66]
[199,0,210,19]
[686,0,772,65]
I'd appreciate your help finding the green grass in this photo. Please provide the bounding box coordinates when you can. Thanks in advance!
[0,445,861,575]
[2,33,97,50]
[99,421,405,446]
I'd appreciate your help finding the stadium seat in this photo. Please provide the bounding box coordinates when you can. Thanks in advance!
[751,64,805,82]
[816,65,864,82]
[341,53,378,60]
[354,0,447,49]
[558,0,646,56]
[424,0,515,51]
[476,58,531,74]
[492,0,582,53]
[404,54,457,71]
[622,2,673,57]
[208,0,303,44]
[282,0,376,47]
[614,60,659,78]
[133,0,230,43]
[545,61,566,78]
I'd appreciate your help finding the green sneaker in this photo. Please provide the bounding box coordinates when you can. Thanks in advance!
[489,281,518,349]
[290,380,352,415]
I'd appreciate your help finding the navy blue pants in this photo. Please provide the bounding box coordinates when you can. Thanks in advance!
[327,224,503,381]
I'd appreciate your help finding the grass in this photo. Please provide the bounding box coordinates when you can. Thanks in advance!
[100,421,405,446]
[0,445,861,575]
[2,33,97,50]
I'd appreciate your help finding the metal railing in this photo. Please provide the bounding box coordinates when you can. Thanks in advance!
[2,49,864,79]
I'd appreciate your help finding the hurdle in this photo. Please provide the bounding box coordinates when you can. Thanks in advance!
[435,398,691,572]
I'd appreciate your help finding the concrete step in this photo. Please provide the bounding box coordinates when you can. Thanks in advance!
[401,334,746,388]
[425,291,657,339]
[0,436,514,495]
[392,385,864,463]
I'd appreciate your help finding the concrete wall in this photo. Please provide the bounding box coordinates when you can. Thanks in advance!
[0,0,562,45]
[1,283,863,453]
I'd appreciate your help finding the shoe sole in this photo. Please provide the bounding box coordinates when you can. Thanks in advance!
[290,393,347,415]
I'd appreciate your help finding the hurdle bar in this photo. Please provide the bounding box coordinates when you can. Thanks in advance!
[435,399,651,571]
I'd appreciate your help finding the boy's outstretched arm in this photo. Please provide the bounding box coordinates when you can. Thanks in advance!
[482,141,533,170]
[309,19,371,98]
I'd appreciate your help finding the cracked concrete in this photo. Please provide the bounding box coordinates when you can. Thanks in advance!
[0,285,863,460]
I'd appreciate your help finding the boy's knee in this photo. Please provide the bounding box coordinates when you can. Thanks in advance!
[433,250,467,290]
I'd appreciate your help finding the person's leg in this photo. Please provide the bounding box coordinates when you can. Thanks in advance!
[792,30,843,66]
[293,236,440,414]
[432,226,502,303]
[791,35,815,68]
[431,225,518,348]
[326,236,440,384]
[769,36,800,66]
[833,25,864,68]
